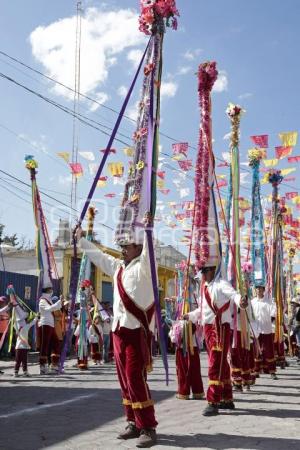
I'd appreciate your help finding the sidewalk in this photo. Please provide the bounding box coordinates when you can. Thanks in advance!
[0,353,299,450]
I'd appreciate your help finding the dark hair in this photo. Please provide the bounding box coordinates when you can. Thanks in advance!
[42,287,53,294]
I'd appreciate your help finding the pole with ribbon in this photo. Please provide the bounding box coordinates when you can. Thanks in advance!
[115,1,179,384]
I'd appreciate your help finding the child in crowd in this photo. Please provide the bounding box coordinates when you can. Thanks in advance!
[89,314,103,365]
[14,314,37,377]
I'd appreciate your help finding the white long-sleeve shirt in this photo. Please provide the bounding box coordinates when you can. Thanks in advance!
[251,296,276,335]
[15,318,37,350]
[79,233,155,332]
[188,278,241,325]
[88,324,103,344]
[38,295,62,328]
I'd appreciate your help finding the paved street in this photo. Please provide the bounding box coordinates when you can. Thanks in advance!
[0,354,299,450]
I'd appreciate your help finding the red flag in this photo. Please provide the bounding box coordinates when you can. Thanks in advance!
[275,146,293,159]
[159,189,170,195]
[285,192,298,200]
[284,177,296,182]
[287,155,300,163]
[178,160,193,171]
[217,162,229,167]
[217,179,228,188]
[100,148,116,154]
[99,176,108,181]
[157,170,166,179]
[250,134,268,148]
[172,142,189,157]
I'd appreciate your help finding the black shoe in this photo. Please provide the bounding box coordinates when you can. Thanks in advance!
[136,428,157,448]
[202,404,219,416]
[233,384,243,392]
[271,373,278,380]
[117,422,140,440]
[218,401,235,410]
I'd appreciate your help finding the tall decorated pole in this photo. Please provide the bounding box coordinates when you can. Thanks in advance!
[194,61,221,273]
[24,155,59,295]
[286,247,296,355]
[248,149,266,287]
[225,104,249,349]
[267,170,285,349]
[115,0,179,383]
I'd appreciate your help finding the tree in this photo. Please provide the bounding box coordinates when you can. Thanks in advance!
[0,223,19,247]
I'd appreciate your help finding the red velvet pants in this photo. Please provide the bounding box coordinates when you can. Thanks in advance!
[90,343,101,362]
[113,327,157,430]
[15,349,28,372]
[249,342,256,384]
[204,323,232,404]
[39,325,61,367]
[175,347,204,398]
[274,337,285,365]
[230,331,251,386]
[254,333,276,374]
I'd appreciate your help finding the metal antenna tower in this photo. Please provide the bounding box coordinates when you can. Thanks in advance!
[70,1,82,215]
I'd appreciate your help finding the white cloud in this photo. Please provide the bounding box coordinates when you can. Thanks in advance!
[238,92,253,100]
[127,49,143,69]
[58,174,72,185]
[89,92,109,112]
[177,65,192,76]
[161,81,178,98]
[213,70,228,93]
[29,7,146,101]
[127,100,139,121]
[117,85,127,97]
[183,48,202,61]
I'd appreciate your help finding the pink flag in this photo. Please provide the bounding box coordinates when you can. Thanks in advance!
[275,146,293,159]
[69,163,83,175]
[104,193,116,198]
[285,192,298,200]
[284,177,296,182]
[178,160,193,171]
[172,142,189,157]
[217,179,228,188]
[159,189,170,195]
[217,162,229,167]
[250,134,268,148]
[287,155,300,163]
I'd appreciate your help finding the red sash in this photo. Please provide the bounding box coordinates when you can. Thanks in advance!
[204,285,230,347]
[117,266,155,371]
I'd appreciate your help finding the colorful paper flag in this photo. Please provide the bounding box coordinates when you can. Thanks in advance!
[278,131,298,147]
[79,151,95,161]
[69,163,83,175]
[57,152,70,163]
[263,158,279,167]
[281,168,296,176]
[108,162,124,177]
[179,188,190,198]
[275,146,293,159]
[172,142,188,157]
[288,155,300,163]
[157,170,166,179]
[250,135,268,148]
[100,148,116,154]
[123,147,134,157]
[159,189,170,195]
[285,192,298,200]
[89,163,98,176]
[178,160,193,171]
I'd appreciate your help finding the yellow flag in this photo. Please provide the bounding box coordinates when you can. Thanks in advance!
[97,180,106,187]
[261,173,270,184]
[123,147,134,157]
[263,158,278,167]
[216,174,226,179]
[281,167,296,176]
[157,179,165,189]
[57,152,70,163]
[108,162,124,177]
[292,195,300,205]
[278,131,298,147]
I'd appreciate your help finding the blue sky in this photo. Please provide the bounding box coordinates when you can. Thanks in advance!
[0,0,299,266]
